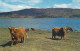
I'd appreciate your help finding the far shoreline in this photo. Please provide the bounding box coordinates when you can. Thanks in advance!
[0,17,80,19]
[0,28,79,32]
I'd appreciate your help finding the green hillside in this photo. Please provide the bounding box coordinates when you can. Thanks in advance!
[0,8,80,18]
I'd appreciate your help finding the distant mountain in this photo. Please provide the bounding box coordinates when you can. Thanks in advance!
[0,8,80,18]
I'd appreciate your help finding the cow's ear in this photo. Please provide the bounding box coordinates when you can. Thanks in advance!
[8,27,11,29]
[61,27,64,30]
[52,27,55,29]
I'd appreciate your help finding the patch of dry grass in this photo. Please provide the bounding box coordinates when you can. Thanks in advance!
[0,28,80,51]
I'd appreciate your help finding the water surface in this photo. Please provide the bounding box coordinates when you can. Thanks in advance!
[0,18,80,32]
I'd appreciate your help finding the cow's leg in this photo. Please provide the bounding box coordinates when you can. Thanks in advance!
[21,38,23,43]
[61,36,63,39]
[23,37,25,43]
[63,35,65,40]
[52,34,53,39]
[11,40,14,46]
[54,35,56,39]
[16,39,19,46]
[52,30,53,39]
[63,33,66,40]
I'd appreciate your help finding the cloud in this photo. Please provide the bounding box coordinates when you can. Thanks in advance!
[27,0,42,5]
[0,1,36,12]
[71,0,80,9]
[3,0,19,2]
[46,6,51,8]
[54,4,71,8]
[53,0,80,9]
[0,0,42,12]
[3,0,42,6]
[1,0,80,12]
[0,0,41,12]
[73,0,80,2]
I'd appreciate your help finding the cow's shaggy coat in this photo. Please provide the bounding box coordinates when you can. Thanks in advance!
[52,26,73,40]
[8,27,27,46]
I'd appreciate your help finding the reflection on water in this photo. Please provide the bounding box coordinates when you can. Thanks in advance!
[0,18,80,32]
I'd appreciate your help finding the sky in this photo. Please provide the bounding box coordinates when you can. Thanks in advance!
[0,0,80,12]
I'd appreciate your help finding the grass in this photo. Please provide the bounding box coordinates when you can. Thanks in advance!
[0,28,80,51]
[0,17,9,18]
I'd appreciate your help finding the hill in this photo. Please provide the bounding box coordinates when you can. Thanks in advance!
[0,8,80,18]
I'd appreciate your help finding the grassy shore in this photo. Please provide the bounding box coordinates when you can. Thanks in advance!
[0,28,80,51]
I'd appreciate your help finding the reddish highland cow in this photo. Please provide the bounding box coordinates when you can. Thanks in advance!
[8,27,27,46]
[52,26,73,40]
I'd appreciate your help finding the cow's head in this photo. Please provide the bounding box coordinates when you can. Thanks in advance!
[8,27,16,34]
[66,26,73,32]
[25,29,29,32]
[31,28,36,31]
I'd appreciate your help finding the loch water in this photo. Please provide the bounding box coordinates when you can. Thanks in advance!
[0,18,80,32]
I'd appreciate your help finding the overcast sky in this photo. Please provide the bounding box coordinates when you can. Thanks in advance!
[0,0,80,12]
